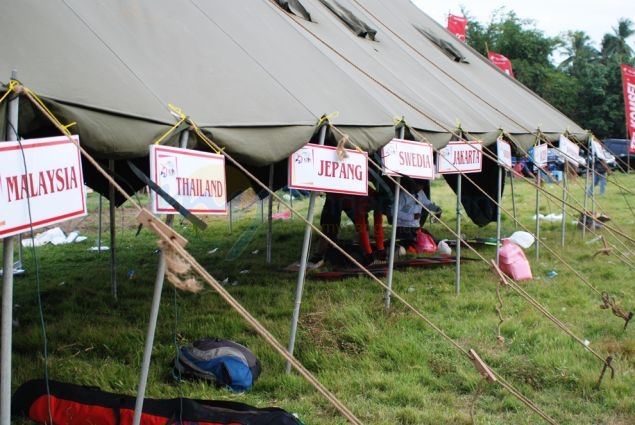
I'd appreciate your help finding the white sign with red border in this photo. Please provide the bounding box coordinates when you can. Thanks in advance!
[381,138,435,179]
[0,135,87,238]
[437,141,483,174]
[288,144,368,195]
[496,138,512,168]
[532,143,548,166]
[149,145,227,215]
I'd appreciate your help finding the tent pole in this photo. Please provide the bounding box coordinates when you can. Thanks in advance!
[455,174,462,295]
[495,165,503,265]
[582,137,592,238]
[1,69,19,425]
[228,200,233,234]
[385,179,401,308]
[109,159,118,300]
[509,170,518,227]
[133,129,189,425]
[266,164,274,264]
[535,168,541,261]
[385,124,405,308]
[286,124,327,373]
[0,240,13,425]
[560,164,567,247]
[132,250,167,425]
[98,196,104,251]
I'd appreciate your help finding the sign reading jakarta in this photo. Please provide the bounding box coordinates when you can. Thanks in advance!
[381,138,434,179]
[288,144,368,195]
[437,141,483,174]
[0,135,87,238]
[149,145,227,215]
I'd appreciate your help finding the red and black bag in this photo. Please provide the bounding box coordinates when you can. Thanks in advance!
[12,379,303,425]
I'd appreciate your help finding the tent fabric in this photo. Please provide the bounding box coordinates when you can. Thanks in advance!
[1,0,587,218]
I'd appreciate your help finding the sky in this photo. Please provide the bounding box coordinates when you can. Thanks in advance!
[413,1,635,57]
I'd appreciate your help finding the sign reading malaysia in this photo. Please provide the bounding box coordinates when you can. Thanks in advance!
[288,144,368,195]
[381,138,434,179]
[496,138,512,168]
[0,135,86,238]
[437,141,482,174]
[149,145,227,215]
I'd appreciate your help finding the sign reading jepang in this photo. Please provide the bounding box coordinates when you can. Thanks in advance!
[288,144,368,195]
[0,135,87,238]
[381,138,435,179]
[149,145,227,214]
[437,141,483,174]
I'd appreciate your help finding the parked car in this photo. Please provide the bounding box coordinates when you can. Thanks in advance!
[578,143,617,175]
[603,138,635,172]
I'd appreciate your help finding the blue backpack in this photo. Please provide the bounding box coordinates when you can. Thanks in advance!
[173,338,261,392]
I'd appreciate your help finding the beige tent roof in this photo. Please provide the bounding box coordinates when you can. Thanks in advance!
[1,0,586,203]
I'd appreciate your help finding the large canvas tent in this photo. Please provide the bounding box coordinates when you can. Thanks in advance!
[1,0,587,223]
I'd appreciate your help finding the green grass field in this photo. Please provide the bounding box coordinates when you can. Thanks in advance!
[3,171,635,424]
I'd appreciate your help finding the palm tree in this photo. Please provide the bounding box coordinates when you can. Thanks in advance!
[557,30,599,70]
[601,18,634,62]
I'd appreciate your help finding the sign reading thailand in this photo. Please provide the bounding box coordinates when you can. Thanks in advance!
[558,135,581,164]
[531,143,548,167]
[381,138,434,179]
[149,145,227,215]
[288,144,368,195]
[496,138,512,168]
[437,141,482,174]
[0,135,87,238]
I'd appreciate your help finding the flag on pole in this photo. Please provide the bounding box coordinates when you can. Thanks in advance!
[447,14,468,42]
[621,63,635,153]
[488,52,514,78]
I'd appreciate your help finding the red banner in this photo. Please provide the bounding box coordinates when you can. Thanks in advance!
[488,52,514,78]
[447,14,468,42]
[621,63,635,153]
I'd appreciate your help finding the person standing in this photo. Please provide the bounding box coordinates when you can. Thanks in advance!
[586,157,607,197]
[309,187,385,267]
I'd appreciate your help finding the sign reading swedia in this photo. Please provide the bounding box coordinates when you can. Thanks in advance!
[0,135,87,238]
[437,141,483,174]
[149,145,227,214]
[381,138,434,179]
[288,144,368,195]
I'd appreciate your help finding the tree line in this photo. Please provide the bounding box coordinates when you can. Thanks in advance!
[463,8,634,139]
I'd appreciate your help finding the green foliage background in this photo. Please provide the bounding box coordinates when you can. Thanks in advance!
[463,9,634,140]
[5,172,635,425]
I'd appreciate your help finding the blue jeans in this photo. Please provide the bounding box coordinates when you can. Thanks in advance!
[587,173,606,196]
